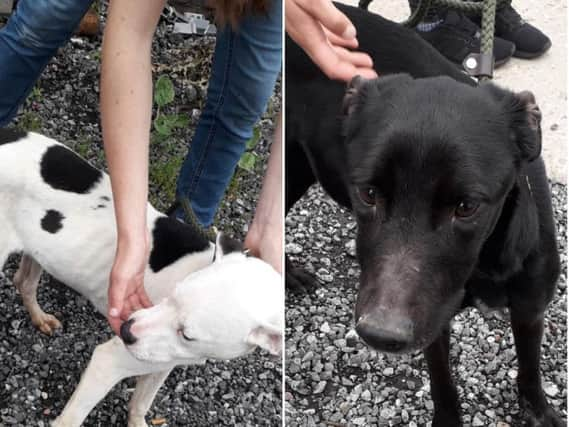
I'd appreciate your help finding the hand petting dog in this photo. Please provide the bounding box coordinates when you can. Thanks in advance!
[108,232,153,335]
[286,0,377,81]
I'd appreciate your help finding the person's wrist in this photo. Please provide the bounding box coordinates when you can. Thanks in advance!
[116,229,148,252]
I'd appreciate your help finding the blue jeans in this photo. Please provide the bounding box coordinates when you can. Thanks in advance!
[0,0,282,228]
[0,0,93,125]
[175,0,282,226]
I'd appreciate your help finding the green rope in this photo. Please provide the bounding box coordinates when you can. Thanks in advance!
[361,0,511,79]
[179,197,217,242]
[403,0,507,58]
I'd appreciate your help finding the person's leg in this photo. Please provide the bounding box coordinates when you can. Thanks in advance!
[175,0,282,227]
[0,0,93,126]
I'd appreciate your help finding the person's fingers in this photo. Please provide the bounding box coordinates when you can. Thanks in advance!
[298,0,356,40]
[323,27,358,49]
[137,286,153,308]
[108,315,123,335]
[332,46,378,78]
[309,38,375,81]
[287,1,376,82]
[129,294,142,317]
[108,275,126,329]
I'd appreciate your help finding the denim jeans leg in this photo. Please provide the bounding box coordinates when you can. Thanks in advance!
[175,0,282,227]
[0,0,93,126]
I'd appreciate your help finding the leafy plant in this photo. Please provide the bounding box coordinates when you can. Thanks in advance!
[17,111,42,132]
[152,75,189,138]
[154,75,175,108]
[238,126,261,173]
[149,156,184,209]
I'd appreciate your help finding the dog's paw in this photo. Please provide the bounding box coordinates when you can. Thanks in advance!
[127,419,148,427]
[525,406,565,427]
[432,409,462,427]
[285,256,319,293]
[33,312,62,336]
[286,267,318,293]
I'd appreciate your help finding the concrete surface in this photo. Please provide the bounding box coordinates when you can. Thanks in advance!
[340,0,567,183]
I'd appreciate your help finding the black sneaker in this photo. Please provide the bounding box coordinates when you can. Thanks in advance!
[415,9,515,68]
[493,3,552,59]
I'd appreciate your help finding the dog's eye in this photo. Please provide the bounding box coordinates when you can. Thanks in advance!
[455,200,480,218]
[182,333,196,342]
[358,186,378,206]
[179,330,196,342]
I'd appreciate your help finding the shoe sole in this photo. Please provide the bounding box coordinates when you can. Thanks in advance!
[513,40,553,59]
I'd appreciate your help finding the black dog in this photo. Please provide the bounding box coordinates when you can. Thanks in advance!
[286,4,562,426]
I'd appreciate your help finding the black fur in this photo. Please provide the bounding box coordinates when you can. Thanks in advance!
[148,216,211,273]
[286,4,562,426]
[0,128,27,146]
[218,233,243,255]
[41,210,64,234]
[40,145,102,194]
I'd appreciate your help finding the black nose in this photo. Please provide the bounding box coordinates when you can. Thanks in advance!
[355,315,413,353]
[120,318,137,345]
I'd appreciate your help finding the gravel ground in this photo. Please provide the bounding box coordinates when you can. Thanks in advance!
[0,7,281,427]
[285,182,567,427]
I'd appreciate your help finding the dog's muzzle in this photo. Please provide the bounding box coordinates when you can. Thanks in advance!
[120,318,137,345]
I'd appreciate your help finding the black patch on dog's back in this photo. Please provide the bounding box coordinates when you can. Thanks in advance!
[41,210,64,234]
[40,145,102,194]
[0,128,27,146]
[149,217,211,272]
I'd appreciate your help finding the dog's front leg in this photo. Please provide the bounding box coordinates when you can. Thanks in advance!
[128,369,172,427]
[423,326,461,427]
[53,337,172,427]
[511,310,564,427]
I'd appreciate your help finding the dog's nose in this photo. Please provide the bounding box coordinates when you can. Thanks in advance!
[355,314,413,353]
[120,318,137,345]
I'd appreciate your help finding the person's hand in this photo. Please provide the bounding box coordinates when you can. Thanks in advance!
[107,232,153,335]
[245,220,283,274]
[286,0,378,82]
[244,116,283,274]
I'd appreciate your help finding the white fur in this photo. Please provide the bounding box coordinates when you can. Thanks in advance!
[0,132,283,426]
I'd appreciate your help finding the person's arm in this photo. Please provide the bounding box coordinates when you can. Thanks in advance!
[286,0,377,82]
[101,0,166,334]
[244,115,283,274]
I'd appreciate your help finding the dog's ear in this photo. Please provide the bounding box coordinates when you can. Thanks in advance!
[509,90,542,162]
[482,84,542,162]
[247,324,282,356]
[342,75,368,118]
[214,232,244,261]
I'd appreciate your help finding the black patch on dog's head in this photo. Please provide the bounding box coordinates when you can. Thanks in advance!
[0,128,27,146]
[41,210,64,234]
[149,216,211,272]
[40,145,102,194]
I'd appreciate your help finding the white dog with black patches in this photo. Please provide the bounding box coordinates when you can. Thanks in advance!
[0,129,283,427]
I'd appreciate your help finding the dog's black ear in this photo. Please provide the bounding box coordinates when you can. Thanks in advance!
[510,90,542,162]
[483,84,542,162]
[214,232,244,261]
[342,75,367,118]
